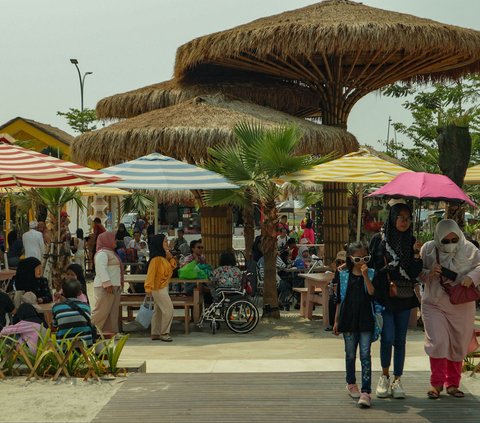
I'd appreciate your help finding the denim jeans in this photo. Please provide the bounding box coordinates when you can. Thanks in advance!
[343,331,372,393]
[380,308,411,376]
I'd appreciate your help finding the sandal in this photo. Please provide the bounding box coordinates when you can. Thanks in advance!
[446,387,465,398]
[427,386,442,399]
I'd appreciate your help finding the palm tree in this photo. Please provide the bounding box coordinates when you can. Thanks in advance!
[204,122,327,318]
[26,188,84,290]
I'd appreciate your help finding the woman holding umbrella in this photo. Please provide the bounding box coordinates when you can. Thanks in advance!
[419,219,480,399]
[369,201,423,399]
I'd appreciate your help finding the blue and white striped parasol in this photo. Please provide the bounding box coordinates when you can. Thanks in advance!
[100,153,238,232]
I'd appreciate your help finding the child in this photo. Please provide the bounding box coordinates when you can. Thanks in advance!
[333,242,375,408]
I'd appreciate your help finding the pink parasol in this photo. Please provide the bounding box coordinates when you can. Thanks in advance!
[368,172,475,207]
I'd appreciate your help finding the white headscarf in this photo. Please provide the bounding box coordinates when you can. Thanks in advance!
[434,219,476,274]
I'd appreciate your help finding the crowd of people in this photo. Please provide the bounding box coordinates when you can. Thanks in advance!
[0,205,479,409]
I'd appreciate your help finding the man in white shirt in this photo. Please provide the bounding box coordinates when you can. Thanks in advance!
[22,221,46,261]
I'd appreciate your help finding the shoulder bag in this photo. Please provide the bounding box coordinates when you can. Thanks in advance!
[435,248,480,305]
[65,300,98,341]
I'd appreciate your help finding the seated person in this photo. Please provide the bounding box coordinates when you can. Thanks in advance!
[209,252,243,297]
[138,240,149,263]
[13,257,52,308]
[293,246,312,269]
[180,239,207,295]
[286,238,299,261]
[171,229,188,255]
[277,228,288,250]
[0,291,15,330]
[52,279,94,347]
[0,303,46,354]
[127,231,143,252]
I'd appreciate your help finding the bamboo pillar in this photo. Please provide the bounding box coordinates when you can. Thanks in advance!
[323,182,349,264]
[5,199,11,249]
[200,206,233,268]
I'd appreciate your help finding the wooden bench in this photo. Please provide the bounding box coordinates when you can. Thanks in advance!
[292,287,322,317]
[119,293,195,334]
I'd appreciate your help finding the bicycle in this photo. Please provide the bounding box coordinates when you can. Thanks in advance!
[198,287,259,334]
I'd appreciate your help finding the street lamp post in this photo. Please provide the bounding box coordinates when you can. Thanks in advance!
[69,58,93,132]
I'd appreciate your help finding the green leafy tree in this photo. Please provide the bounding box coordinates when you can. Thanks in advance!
[204,122,325,318]
[57,108,97,134]
[383,76,480,225]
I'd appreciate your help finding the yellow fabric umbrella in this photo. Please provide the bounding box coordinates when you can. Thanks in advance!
[283,148,411,184]
[463,164,480,184]
[281,148,411,241]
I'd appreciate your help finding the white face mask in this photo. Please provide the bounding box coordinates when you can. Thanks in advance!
[442,243,458,253]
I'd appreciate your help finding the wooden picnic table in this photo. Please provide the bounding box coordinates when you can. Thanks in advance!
[299,272,334,325]
[123,274,207,323]
[0,270,15,292]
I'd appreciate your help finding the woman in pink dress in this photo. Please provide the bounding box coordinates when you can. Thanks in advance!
[419,219,480,399]
[300,217,315,244]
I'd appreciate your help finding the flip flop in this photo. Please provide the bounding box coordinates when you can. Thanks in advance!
[427,387,442,399]
[446,387,465,398]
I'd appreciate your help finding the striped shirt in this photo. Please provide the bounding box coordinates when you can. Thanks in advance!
[52,299,93,347]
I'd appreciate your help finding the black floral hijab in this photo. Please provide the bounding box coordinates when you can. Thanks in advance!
[382,203,417,280]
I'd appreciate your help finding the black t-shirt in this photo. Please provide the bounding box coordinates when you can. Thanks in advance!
[335,272,374,333]
[0,292,15,329]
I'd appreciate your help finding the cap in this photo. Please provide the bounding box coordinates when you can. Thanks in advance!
[29,220,38,229]
[335,251,347,262]
[388,198,407,207]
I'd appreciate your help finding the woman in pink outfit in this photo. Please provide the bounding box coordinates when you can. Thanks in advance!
[419,219,480,399]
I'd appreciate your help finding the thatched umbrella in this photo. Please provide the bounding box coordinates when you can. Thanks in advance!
[174,0,480,260]
[96,78,322,120]
[72,94,358,166]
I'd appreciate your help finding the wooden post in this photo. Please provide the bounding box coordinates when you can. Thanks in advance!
[323,182,349,264]
[200,206,233,268]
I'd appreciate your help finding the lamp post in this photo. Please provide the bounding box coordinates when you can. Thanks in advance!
[69,58,93,132]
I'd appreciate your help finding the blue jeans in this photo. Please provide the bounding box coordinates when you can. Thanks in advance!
[343,331,372,393]
[380,308,411,376]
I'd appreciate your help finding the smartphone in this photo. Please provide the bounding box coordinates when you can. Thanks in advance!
[441,266,458,281]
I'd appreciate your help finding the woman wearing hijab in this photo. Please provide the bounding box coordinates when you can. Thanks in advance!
[91,232,123,334]
[14,257,52,308]
[0,303,46,353]
[144,234,176,342]
[419,219,480,399]
[369,202,423,399]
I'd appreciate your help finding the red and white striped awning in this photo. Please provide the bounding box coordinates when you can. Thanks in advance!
[0,137,120,187]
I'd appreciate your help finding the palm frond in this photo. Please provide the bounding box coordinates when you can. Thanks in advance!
[202,189,246,207]
[122,192,154,216]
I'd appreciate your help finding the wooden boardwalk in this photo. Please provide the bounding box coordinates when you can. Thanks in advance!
[93,372,478,423]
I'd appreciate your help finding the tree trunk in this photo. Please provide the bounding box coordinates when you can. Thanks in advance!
[242,189,255,260]
[261,198,280,318]
[437,124,471,228]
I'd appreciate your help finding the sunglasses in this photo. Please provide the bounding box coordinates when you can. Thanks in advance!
[350,255,371,264]
[441,237,459,245]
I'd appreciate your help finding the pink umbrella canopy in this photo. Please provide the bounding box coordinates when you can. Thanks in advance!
[0,137,120,187]
[368,172,475,207]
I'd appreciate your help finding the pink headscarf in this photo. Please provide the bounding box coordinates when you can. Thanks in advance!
[95,231,124,285]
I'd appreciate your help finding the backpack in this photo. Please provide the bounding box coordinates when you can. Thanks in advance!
[339,269,384,342]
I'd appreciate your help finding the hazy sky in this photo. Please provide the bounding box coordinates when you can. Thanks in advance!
[1,0,478,151]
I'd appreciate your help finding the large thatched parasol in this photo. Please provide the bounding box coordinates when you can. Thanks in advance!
[175,0,480,126]
[96,78,322,120]
[174,0,480,260]
[72,94,358,166]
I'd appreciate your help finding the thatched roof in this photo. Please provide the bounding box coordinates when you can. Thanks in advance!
[96,78,322,120]
[72,94,358,166]
[175,0,480,94]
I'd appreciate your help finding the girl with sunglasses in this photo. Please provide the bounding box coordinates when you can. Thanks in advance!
[418,219,480,399]
[333,242,375,408]
[369,202,423,400]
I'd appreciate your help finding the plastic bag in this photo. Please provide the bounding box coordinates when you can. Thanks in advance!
[178,260,200,279]
[136,296,154,328]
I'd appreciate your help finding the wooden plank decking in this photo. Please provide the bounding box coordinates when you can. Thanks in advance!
[92,372,478,423]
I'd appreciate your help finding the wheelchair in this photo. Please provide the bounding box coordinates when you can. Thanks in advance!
[198,287,259,335]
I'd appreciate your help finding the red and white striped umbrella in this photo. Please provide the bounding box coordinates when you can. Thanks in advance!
[0,137,120,187]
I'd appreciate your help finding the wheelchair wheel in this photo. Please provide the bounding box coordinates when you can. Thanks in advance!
[224,299,259,334]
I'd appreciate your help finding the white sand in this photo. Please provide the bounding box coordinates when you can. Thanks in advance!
[0,376,125,423]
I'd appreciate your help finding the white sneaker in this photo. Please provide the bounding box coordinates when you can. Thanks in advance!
[376,375,391,398]
[391,378,406,399]
[358,392,372,408]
